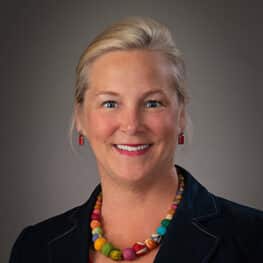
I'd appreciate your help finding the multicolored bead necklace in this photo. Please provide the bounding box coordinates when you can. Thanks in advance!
[90,174,184,261]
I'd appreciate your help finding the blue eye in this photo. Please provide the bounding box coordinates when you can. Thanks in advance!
[102,101,118,108]
[145,100,162,108]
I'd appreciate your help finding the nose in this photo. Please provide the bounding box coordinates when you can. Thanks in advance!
[119,107,143,135]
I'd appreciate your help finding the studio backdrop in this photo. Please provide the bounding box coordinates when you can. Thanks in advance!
[1,1,262,262]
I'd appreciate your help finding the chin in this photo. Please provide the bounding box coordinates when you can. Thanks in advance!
[97,156,165,185]
[109,164,157,186]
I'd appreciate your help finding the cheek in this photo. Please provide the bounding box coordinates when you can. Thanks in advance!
[147,112,179,138]
[85,112,117,141]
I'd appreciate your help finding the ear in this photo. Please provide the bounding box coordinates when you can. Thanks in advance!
[177,104,186,133]
[74,104,85,135]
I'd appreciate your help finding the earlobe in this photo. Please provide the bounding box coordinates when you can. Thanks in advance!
[75,119,83,134]
[177,105,186,133]
[74,105,84,135]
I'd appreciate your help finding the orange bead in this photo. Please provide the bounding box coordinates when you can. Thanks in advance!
[94,204,101,209]
[90,220,101,229]
[96,200,102,206]
[167,209,175,215]
[145,239,158,250]
[94,237,107,251]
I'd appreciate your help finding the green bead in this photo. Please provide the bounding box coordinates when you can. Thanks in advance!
[92,226,103,235]
[161,219,170,227]
[101,242,114,256]
[109,249,122,260]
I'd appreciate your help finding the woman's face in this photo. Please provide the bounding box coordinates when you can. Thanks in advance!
[76,50,185,184]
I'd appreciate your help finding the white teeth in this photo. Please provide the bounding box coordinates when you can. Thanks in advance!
[116,144,150,152]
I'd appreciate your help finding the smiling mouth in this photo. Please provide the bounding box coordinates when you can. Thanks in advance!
[113,144,152,155]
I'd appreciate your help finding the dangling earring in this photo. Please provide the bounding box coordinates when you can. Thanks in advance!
[178,132,184,145]
[78,134,85,146]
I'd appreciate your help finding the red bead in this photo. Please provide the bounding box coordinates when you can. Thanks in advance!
[132,242,147,256]
[91,213,100,220]
[93,209,101,215]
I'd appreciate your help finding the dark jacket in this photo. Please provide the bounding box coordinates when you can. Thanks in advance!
[9,166,263,262]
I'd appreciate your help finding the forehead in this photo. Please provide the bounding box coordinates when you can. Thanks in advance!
[87,50,173,92]
[90,49,168,69]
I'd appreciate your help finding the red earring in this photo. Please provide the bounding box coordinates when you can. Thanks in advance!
[78,134,84,146]
[178,133,184,145]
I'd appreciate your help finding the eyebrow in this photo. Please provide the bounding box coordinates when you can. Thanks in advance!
[94,91,119,96]
[94,89,166,97]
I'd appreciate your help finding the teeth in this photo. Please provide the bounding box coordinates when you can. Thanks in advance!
[116,144,150,152]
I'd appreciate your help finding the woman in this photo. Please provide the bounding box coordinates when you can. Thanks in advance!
[10,17,263,263]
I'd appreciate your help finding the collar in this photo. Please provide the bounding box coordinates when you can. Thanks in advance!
[48,165,221,263]
[153,165,220,262]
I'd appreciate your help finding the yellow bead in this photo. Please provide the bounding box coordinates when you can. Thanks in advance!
[94,237,107,251]
[176,195,182,200]
[109,249,122,260]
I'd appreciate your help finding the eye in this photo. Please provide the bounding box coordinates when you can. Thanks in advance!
[102,100,118,108]
[145,100,163,108]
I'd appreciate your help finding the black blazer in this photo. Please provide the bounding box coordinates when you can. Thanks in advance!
[9,166,263,262]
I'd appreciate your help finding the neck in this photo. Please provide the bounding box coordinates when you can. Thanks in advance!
[99,166,179,219]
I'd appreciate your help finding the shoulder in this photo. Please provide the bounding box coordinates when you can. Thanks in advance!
[9,185,100,263]
[178,164,263,228]
[206,194,263,260]
[9,205,82,263]
[179,165,263,260]
[212,194,263,228]
[23,205,82,240]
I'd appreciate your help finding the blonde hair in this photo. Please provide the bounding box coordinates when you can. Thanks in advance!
[70,17,190,141]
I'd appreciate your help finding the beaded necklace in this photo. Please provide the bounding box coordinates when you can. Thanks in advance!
[90,174,184,261]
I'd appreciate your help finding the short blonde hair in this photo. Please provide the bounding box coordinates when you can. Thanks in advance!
[71,17,190,141]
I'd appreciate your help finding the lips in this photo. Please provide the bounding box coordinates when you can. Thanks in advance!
[113,144,152,156]
[115,144,150,151]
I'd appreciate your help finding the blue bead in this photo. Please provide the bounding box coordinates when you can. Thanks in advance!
[92,233,100,242]
[157,226,167,236]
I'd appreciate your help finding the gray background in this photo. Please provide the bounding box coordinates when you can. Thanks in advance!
[1,0,262,262]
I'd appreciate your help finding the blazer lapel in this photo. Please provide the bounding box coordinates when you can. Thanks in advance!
[154,166,221,263]
[154,208,220,263]
[48,185,101,263]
